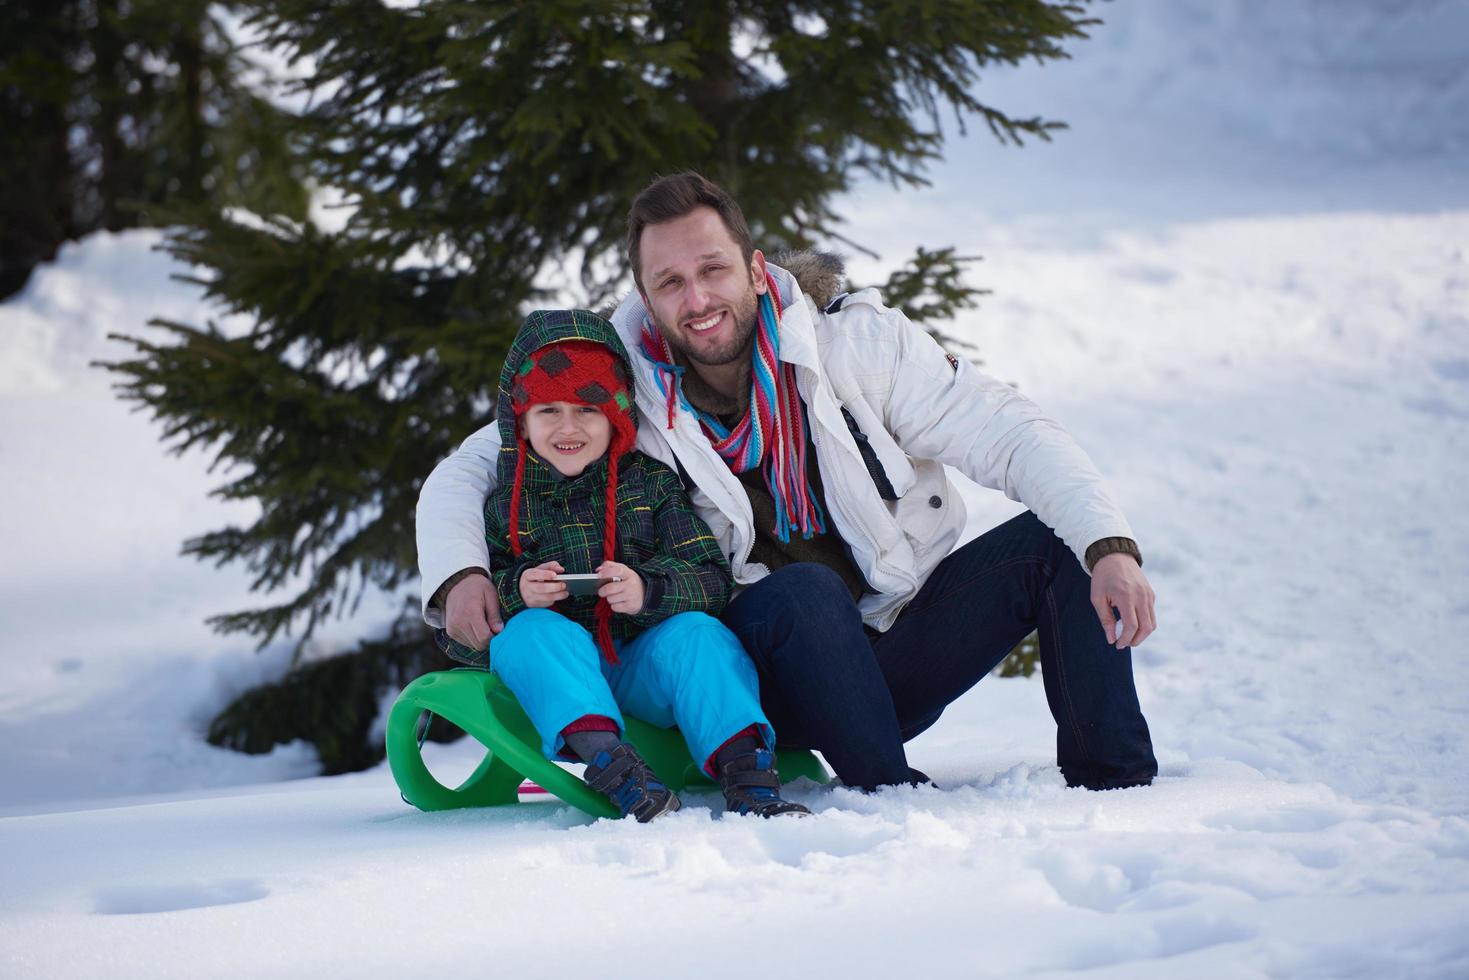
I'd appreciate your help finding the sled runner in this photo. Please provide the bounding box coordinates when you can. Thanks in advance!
[386,669,829,819]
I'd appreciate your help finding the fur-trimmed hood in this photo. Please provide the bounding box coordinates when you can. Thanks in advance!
[771,250,847,311]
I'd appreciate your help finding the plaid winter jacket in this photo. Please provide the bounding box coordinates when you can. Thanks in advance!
[438,310,731,668]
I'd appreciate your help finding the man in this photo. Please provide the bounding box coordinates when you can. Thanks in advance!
[417,172,1158,792]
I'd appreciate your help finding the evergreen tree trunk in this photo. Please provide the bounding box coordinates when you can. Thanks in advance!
[676,3,742,191]
[93,0,127,230]
[174,23,207,205]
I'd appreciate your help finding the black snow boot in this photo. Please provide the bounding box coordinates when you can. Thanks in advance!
[583,743,681,822]
[717,749,812,818]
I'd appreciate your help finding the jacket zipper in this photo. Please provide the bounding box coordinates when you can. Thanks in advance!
[800,367,918,594]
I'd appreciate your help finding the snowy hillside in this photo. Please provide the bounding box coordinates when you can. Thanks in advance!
[3,1,1468,977]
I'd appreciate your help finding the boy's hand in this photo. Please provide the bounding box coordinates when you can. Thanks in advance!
[520,561,569,608]
[596,562,644,615]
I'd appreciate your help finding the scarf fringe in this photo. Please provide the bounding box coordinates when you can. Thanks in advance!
[639,273,826,542]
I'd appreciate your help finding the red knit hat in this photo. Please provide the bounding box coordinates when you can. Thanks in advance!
[508,340,636,664]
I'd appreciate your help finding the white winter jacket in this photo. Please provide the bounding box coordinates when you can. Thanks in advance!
[416,263,1135,631]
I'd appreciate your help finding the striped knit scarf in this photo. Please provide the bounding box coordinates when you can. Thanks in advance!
[640,272,826,542]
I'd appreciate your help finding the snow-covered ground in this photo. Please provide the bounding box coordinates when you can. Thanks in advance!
[3,1,1468,976]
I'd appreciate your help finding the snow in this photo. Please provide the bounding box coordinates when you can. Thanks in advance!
[0,232,407,811]
[3,1,1468,976]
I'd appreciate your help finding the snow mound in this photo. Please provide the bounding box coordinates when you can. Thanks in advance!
[0,231,404,810]
[0,230,208,395]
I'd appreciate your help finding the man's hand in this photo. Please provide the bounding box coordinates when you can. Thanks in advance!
[596,561,645,615]
[519,560,569,609]
[1090,553,1157,649]
[445,572,505,650]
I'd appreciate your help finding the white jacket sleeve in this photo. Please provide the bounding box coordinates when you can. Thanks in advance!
[415,422,502,625]
[879,307,1135,568]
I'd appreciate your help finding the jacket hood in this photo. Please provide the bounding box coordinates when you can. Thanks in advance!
[495,309,638,485]
[771,250,846,310]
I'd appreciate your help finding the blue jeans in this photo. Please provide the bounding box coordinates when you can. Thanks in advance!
[490,608,774,769]
[720,511,1157,791]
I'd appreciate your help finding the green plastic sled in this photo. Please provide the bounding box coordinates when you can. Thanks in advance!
[386,669,829,819]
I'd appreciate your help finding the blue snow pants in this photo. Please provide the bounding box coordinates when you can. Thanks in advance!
[489,608,775,772]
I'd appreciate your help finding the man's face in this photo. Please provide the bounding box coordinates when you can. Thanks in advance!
[637,206,766,369]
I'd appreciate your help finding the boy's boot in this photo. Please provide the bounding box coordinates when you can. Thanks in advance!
[717,748,812,818]
[584,743,682,822]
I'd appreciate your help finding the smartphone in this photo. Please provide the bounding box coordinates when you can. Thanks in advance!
[554,573,618,597]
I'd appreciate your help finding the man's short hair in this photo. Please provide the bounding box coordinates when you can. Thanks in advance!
[626,171,755,291]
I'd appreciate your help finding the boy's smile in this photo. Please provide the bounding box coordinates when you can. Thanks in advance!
[523,400,612,477]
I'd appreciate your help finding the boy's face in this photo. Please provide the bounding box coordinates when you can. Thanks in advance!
[522,400,612,477]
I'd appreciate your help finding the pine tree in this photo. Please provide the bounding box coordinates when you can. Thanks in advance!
[102,0,1099,770]
[0,0,304,298]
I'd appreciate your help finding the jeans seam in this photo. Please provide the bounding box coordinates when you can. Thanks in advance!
[1043,569,1094,767]
[888,553,1095,762]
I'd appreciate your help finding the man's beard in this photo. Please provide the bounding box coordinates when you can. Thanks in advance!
[655,285,760,368]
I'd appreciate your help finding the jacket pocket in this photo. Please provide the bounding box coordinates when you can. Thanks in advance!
[894,460,962,564]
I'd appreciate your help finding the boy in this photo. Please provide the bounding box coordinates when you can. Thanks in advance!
[438,309,809,821]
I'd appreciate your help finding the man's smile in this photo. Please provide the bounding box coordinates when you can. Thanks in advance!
[683,310,726,335]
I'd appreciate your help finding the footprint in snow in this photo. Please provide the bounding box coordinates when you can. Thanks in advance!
[1054,912,1258,970]
[1201,803,1350,833]
[92,879,269,915]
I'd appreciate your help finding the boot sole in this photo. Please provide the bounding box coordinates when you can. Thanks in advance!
[634,792,682,823]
